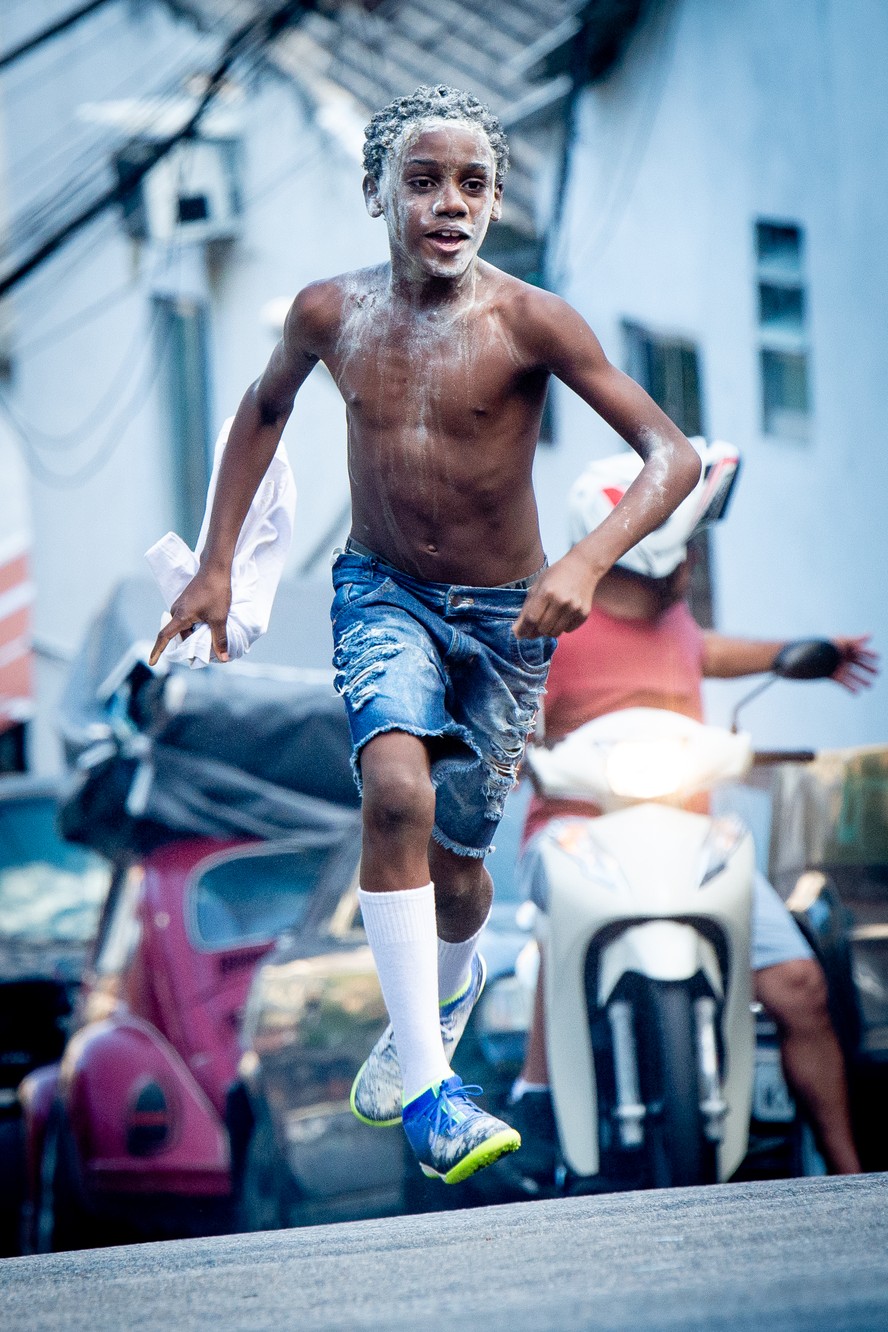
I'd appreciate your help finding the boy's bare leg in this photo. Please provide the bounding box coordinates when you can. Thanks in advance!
[428,840,493,943]
[353,735,495,1114]
[360,731,437,894]
[357,732,453,1102]
[755,960,861,1174]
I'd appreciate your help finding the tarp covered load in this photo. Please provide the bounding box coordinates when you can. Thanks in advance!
[58,576,359,858]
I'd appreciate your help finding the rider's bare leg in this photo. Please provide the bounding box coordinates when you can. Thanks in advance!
[521,959,550,1086]
[755,958,861,1175]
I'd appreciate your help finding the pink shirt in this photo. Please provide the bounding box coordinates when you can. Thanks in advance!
[523,602,706,844]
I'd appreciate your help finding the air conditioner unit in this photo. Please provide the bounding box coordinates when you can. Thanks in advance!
[116,137,243,244]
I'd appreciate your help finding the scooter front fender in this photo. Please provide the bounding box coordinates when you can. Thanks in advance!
[597,921,723,1006]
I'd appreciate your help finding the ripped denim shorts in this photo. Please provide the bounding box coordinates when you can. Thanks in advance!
[330,547,556,859]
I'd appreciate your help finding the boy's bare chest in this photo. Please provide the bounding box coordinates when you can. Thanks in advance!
[327,316,527,425]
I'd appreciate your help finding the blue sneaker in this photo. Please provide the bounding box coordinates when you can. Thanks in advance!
[402,1075,521,1184]
[350,953,487,1128]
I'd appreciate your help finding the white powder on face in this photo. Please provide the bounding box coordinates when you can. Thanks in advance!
[374,119,498,281]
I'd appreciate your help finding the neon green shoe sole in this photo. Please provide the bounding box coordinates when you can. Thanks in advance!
[420,1127,522,1185]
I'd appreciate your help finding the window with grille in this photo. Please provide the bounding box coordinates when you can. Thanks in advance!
[755,220,811,440]
[622,322,715,626]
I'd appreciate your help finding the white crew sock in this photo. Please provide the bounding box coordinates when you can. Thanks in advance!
[437,908,490,1005]
[510,1077,551,1103]
[358,883,452,1104]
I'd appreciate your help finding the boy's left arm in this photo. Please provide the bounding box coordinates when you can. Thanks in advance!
[704,632,880,693]
[514,293,701,639]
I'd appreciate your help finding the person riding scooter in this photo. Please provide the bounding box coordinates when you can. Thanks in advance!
[511,443,878,1179]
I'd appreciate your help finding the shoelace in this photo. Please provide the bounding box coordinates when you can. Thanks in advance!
[423,1082,485,1136]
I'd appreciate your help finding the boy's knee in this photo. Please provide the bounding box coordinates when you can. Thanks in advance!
[362,760,435,842]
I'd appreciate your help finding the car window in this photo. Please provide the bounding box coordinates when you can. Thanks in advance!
[189,844,333,950]
[0,796,111,945]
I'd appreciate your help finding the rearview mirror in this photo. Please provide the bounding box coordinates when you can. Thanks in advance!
[772,639,841,681]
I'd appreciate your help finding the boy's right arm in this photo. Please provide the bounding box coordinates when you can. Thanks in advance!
[148,287,330,666]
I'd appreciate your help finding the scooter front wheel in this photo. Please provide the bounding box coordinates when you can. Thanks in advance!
[640,980,719,1189]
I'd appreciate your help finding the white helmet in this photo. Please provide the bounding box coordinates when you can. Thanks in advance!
[568,437,741,579]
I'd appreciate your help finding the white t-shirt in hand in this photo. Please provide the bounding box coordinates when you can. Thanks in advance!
[145,418,297,668]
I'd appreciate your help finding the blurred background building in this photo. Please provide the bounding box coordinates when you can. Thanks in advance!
[0,0,884,773]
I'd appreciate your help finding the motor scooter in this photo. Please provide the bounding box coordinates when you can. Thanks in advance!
[516,639,841,1191]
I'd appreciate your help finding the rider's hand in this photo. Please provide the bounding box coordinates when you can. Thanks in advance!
[513,550,599,639]
[148,564,232,666]
[830,635,880,693]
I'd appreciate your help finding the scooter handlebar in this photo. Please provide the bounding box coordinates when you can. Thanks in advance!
[752,749,817,766]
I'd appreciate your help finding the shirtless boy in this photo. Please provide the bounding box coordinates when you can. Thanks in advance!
[150,85,701,1185]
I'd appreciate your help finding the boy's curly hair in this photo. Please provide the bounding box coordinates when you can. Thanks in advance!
[362,85,509,184]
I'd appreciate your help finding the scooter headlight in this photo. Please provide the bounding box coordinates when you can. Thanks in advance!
[698,816,746,886]
[605,738,691,800]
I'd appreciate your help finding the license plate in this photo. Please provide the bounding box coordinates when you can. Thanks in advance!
[753,1046,796,1122]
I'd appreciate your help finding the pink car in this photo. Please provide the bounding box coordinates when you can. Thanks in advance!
[19,832,341,1251]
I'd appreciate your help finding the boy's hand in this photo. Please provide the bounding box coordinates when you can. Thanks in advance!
[148,565,232,666]
[831,635,880,693]
[513,551,599,639]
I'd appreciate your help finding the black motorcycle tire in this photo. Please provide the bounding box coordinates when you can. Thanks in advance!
[641,981,718,1189]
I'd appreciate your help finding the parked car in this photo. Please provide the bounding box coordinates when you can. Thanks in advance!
[18,579,362,1252]
[19,825,360,1251]
[0,774,110,1256]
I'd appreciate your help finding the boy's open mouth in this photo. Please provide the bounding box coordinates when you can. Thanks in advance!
[425,228,470,254]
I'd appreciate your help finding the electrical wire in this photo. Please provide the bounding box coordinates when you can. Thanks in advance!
[2,5,353,488]
[8,150,199,450]
[15,131,327,365]
[0,0,117,72]
[0,305,170,488]
[5,128,330,486]
[1,0,246,260]
[5,0,243,207]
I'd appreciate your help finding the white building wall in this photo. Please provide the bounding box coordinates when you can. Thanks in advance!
[0,5,381,773]
[6,0,885,771]
[2,1,210,772]
[206,72,387,573]
[537,0,888,749]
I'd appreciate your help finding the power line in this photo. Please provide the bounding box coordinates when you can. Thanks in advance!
[0,0,308,301]
[0,306,168,489]
[15,135,327,363]
[4,0,243,221]
[0,0,117,73]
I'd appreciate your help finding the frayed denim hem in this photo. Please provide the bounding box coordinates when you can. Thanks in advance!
[431,824,488,860]
[349,719,480,796]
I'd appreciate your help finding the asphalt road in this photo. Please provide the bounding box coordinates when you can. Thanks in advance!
[1,1174,886,1331]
